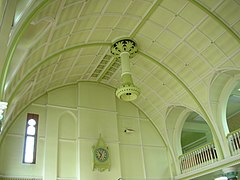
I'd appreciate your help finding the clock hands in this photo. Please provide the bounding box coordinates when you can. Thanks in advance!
[96,148,108,161]
[97,151,101,158]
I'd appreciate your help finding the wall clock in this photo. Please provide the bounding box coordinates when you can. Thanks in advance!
[95,147,109,162]
[92,135,111,172]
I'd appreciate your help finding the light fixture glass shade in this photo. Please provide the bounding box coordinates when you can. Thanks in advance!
[116,85,140,101]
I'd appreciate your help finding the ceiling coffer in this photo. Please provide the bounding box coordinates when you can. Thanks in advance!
[111,39,140,101]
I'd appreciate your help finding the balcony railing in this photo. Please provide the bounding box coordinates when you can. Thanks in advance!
[0,177,42,180]
[179,143,218,173]
[227,128,240,155]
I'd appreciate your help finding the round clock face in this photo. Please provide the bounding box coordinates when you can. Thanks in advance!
[95,147,109,162]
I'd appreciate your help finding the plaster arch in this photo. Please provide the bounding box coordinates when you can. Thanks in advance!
[165,105,214,174]
[166,105,215,158]
[217,72,240,134]
[58,111,77,139]
[172,107,192,156]
[58,110,77,124]
[209,70,240,157]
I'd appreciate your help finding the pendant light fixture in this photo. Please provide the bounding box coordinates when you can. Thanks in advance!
[111,39,140,101]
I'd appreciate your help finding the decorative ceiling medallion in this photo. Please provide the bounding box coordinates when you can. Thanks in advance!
[111,39,138,59]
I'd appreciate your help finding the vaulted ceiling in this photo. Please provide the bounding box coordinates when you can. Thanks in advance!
[0,0,240,144]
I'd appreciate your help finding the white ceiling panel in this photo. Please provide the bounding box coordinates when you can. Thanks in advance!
[173,43,196,62]
[52,22,75,40]
[161,0,188,14]
[180,2,206,25]
[105,0,131,14]
[150,6,175,27]
[201,43,227,67]
[215,0,240,26]
[167,16,193,38]
[58,2,83,24]
[139,21,164,40]
[215,31,240,56]
[231,51,240,66]
[197,0,224,10]
[156,30,181,50]
[146,42,169,60]
[186,30,211,51]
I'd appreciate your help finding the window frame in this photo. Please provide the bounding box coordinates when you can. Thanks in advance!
[23,113,39,164]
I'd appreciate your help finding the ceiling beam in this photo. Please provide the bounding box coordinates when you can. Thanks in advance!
[130,0,164,38]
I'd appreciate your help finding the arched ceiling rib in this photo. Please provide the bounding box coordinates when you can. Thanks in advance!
[0,0,49,98]
[129,0,164,38]
[7,42,112,103]
[189,0,240,42]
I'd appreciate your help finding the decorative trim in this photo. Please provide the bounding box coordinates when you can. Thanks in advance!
[110,39,137,58]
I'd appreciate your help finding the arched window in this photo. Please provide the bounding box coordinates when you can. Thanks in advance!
[23,113,39,164]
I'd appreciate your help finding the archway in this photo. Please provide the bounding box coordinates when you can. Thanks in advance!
[181,112,213,154]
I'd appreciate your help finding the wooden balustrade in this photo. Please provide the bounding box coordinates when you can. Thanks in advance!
[0,178,41,180]
[227,128,240,155]
[0,176,41,180]
[179,143,218,173]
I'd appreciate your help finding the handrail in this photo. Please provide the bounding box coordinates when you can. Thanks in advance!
[179,143,218,173]
[226,127,240,138]
[227,129,240,155]
[179,142,213,158]
[179,128,240,174]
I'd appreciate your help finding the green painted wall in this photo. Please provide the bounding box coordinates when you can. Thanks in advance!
[0,82,171,180]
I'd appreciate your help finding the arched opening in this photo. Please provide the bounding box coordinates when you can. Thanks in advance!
[181,112,213,154]
[209,70,240,157]
[226,81,240,156]
[226,81,240,132]
[179,112,217,173]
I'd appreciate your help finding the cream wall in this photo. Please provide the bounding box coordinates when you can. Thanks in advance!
[0,82,171,180]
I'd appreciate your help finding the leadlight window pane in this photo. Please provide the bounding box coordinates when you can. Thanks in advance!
[27,125,35,135]
[23,113,39,164]
[28,119,36,126]
[24,136,35,163]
